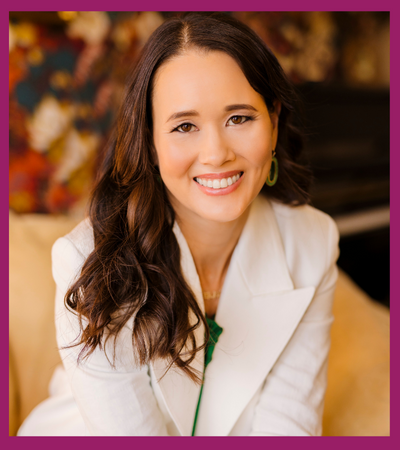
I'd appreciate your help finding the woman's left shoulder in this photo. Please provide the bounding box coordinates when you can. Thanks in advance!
[269,199,339,246]
[265,198,340,287]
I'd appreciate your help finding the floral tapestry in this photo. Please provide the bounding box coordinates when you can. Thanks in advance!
[9,11,389,214]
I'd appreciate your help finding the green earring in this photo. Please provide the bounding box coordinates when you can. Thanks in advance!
[266,151,278,186]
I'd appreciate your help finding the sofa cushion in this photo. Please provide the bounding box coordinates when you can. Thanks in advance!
[9,211,80,428]
[322,270,390,436]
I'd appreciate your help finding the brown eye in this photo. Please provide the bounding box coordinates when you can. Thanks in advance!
[230,116,243,125]
[227,115,253,127]
[178,123,193,132]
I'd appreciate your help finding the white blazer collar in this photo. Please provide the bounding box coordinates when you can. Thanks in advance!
[151,195,315,436]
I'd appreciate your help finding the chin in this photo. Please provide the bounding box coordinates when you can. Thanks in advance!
[196,203,248,223]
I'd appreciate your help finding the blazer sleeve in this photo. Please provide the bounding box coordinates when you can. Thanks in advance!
[52,236,169,436]
[249,216,340,436]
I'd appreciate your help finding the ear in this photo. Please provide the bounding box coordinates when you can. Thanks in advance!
[271,100,281,130]
[271,100,281,149]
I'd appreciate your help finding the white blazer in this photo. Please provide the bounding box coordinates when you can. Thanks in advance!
[21,194,339,436]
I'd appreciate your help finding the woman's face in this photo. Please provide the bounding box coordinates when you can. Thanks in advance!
[152,49,279,224]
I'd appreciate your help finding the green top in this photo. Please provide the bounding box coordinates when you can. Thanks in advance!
[191,315,223,436]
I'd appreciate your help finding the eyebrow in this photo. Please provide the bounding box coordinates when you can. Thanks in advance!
[225,103,258,113]
[166,104,258,123]
[166,110,198,123]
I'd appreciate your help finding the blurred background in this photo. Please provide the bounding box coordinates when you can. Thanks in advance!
[9,11,390,307]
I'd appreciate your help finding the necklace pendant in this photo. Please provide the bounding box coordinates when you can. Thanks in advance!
[202,290,221,300]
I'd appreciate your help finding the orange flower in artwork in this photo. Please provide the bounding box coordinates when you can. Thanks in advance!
[9,148,52,213]
[9,148,51,188]
[45,182,76,213]
[9,191,37,213]
[9,47,28,93]
[9,100,29,145]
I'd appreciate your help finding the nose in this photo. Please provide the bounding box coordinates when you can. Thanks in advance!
[197,127,236,167]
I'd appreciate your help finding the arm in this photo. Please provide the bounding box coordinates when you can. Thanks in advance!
[249,218,340,436]
[52,236,169,436]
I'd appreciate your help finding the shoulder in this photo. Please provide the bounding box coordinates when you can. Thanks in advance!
[266,197,339,288]
[51,217,94,291]
[270,199,339,246]
[60,217,95,256]
[52,217,94,259]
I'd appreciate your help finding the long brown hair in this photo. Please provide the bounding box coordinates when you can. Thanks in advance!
[64,12,311,384]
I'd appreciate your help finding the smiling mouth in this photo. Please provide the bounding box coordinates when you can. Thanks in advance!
[194,172,243,190]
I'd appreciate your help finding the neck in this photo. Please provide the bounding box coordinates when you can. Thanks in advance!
[174,206,251,291]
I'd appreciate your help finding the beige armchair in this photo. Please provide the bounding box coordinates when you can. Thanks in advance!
[9,211,390,436]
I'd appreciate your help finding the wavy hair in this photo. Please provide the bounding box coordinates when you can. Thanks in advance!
[65,12,311,384]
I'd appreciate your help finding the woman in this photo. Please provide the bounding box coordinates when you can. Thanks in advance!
[18,12,339,436]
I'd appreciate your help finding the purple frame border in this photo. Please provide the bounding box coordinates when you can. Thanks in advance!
[5,1,397,449]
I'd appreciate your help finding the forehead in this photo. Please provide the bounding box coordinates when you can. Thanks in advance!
[152,49,265,118]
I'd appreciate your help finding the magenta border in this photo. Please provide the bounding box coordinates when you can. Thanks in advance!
[5,1,397,449]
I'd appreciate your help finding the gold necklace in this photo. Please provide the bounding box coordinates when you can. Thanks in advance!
[202,290,221,300]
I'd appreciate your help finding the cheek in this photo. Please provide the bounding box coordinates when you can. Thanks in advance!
[155,137,194,179]
[235,126,273,166]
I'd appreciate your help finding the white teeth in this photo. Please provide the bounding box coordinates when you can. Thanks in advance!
[195,173,242,189]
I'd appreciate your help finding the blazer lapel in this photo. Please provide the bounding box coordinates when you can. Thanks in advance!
[151,221,205,436]
[194,196,316,436]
